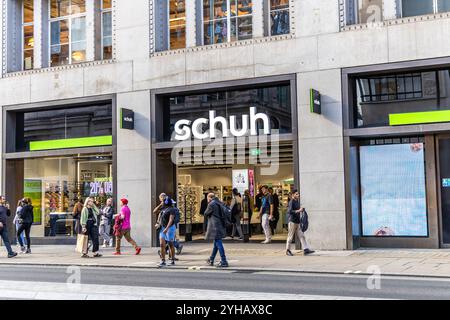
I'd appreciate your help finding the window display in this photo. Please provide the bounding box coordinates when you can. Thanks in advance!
[360,143,428,237]
[269,0,289,36]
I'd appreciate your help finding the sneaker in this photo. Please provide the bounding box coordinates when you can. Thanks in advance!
[135,247,142,255]
[109,239,113,247]
[93,253,103,258]
[20,246,26,254]
[177,244,183,255]
[304,249,315,255]
[169,259,175,266]
[25,248,31,254]
[261,239,271,244]
[206,259,214,266]
[102,243,107,248]
[81,254,90,258]
[113,252,121,256]
[7,252,18,259]
[286,250,294,257]
[216,261,229,268]
[158,260,166,268]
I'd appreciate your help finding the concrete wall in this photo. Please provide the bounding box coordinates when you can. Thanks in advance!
[1,0,450,248]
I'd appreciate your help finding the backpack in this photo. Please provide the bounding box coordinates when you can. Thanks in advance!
[216,201,233,227]
[299,210,309,233]
[173,207,180,226]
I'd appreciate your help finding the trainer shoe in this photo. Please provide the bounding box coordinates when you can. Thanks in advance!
[158,260,166,268]
[135,247,142,255]
[113,251,121,256]
[206,259,214,266]
[216,261,229,268]
[7,252,18,259]
[304,249,315,255]
[286,250,294,256]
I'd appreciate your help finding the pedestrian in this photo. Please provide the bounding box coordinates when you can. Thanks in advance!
[286,190,315,256]
[100,198,114,248]
[158,196,177,267]
[257,185,273,244]
[230,188,243,240]
[0,196,17,258]
[72,198,83,235]
[200,193,208,234]
[113,198,141,256]
[153,193,166,247]
[13,199,26,248]
[16,198,33,254]
[204,193,229,268]
[80,197,102,258]
[268,187,280,235]
[243,190,253,237]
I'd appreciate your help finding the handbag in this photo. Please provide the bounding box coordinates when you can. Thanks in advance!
[76,234,88,254]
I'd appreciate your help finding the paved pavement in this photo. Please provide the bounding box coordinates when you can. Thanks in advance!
[1,242,450,278]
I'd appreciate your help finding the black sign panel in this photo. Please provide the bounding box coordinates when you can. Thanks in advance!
[310,89,321,115]
[121,108,134,130]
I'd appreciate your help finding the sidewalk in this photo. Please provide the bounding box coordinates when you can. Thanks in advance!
[2,242,450,278]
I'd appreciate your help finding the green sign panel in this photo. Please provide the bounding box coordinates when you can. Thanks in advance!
[30,135,113,151]
[389,110,450,126]
[24,179,42,225]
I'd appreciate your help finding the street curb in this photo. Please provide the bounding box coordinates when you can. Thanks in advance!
[1,262,450,280]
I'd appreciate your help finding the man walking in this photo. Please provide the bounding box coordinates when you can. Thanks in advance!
[113,198,141,255]
[204,193,229,268]
[286,190,315,256]
[0,196,17,258]
[257,185,273,244]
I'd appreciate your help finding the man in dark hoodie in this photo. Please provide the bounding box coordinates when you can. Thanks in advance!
[0,196,17,258]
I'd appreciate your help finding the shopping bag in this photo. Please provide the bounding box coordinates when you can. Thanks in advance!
[76,234,88,254]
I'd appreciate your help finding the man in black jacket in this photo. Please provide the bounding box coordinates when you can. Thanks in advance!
[204,193,228,268]
[0,196,17,258]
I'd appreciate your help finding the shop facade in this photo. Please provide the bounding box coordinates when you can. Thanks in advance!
[343,57,450,249]
[2,95,117,243]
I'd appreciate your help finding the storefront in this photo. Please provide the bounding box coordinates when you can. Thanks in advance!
[150,75,299,245]
[2,95,116,243]
[343,57,450,249]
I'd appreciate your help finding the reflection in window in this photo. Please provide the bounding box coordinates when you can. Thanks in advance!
[269,0,289,36]
[23,0,34,70]
[50,0,86,66]
[401,0,434,17]
[102,0,112,59]
[203,0,253,45]
[169,0,186,49]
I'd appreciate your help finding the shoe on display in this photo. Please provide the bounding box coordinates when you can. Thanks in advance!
[8,252,18,259]
[304,249,315,255]
[286,250,294,257]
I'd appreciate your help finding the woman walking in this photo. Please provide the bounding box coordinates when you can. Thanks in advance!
[80,197,102,258]
[113,198,141,256]
[72,198,83,235]
[158,196,177,267]
[17,198,33,254]
[13,199,26,249]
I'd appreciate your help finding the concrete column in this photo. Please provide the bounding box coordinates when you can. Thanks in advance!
[85,0,95,61]
[253,0,264,38]
[185,0,196,48]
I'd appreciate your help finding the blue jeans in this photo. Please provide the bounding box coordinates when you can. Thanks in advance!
[0,226,14,256]
[210,239,227,263]
[16,222,26,246]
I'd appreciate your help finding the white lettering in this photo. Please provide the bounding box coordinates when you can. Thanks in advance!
[209,110,229,139]
[174,119,192,141]
[230,115,249,137]
[191,118,209,140]
[250,106,270,136]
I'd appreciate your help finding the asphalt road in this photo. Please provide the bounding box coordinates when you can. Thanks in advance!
[0,265,449,300]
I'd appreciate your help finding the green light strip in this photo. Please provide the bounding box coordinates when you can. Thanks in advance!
[389,110,450,126]
[30,135,113,151]
[310,89,314,113]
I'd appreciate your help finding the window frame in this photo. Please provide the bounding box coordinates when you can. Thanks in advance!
[267,0,290,37]
[101,0,113,60]
[22,0,34,71]
[48,0,87,67]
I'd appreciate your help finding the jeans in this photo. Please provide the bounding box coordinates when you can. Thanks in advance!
[86,221,99,254]
[261,214,272,241]
[17,223,31,250]
[231,215,243,238]
[15,222,26,246]
[0,226,14,255]
[99,221,111,244]
[210,239,227,263]
[286,222,310,251]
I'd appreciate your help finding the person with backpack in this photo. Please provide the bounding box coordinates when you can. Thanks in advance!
[113,198,141,256]
[0,196,17,259]
[286,190,315,256]
[158,196,177,267]
[230,188,244,240]
[17,198,34,254]
[204,193,229,268]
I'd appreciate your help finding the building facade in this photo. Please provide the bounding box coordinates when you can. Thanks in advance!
[1,0,450,249]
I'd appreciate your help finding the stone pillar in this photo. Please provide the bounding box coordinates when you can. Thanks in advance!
[185,0,196,48]
[252,0,264,38]
[85,0,96,61]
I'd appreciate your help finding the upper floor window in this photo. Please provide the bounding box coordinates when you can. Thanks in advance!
[203,0,253,45]
[102,0,113,59]
[23,0,34,70]
[50,0,87,66]
[268,0,289,36]
[345,0,450,26]
[169,0,186,49]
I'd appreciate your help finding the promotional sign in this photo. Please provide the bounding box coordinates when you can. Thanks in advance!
[310,89,321,115]
[24,179,42,225]
[83,178,113,197]
[360,143,428,237]
[232,170,249,195]
[121,108,134,130]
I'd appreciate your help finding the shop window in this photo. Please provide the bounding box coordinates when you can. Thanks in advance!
[102,0,113,60]
[12,103,113,152]
[353,69,450,128]
[50,0,87,66]
[203,0,253,45]
[23,0,34,70]
[169,0,186,49]
[359,142,428,237]
[266,0,289,36]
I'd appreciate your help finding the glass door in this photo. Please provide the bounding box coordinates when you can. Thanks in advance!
[437,135,450,247]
